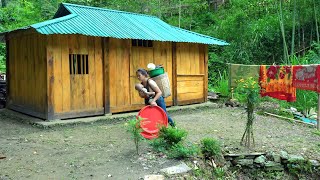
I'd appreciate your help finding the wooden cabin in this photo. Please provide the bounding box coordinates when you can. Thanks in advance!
[0,3,228,120]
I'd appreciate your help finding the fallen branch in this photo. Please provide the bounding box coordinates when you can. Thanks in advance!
[264,112,315,126]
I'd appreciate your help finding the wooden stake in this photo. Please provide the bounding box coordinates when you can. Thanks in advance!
[317,93,320,130]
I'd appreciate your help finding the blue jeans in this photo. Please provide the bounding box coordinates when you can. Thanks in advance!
[145,96,175,127]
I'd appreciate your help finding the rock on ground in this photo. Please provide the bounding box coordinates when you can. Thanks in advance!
[160,162,191,175]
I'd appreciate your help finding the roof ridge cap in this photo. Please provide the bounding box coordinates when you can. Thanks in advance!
[62,3,158,19]
[171,26,229,44]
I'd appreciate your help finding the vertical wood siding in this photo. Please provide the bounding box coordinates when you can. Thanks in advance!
[176,43,207,105]
[7,32,47,118]
[46,34,104,119]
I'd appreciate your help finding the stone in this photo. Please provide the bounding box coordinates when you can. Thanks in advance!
[290,107,297,112]
[265,151,274,160]
[160,162,191,175]
[144,175,164,180]
[254,155,266,164]
[224,161,232,168]
[288,155,304,163]
[264,161,284,171]
[280,151,289,160]
[271,153,281,163]
[309,160,320,167]
[237,159,254,166]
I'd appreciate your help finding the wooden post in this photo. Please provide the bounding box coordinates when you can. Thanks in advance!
[46,35,55,120]
[5,35,9,106]
[317,93,320,130]
[102,37,110,114]
[204,44,208,102]
[172,42,178,106]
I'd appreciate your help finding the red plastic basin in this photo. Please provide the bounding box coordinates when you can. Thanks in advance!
[137,105,168,134]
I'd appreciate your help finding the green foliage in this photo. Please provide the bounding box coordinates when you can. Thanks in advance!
[149,137,167,152]
[234,77,260,148]
[158,126,187,146]
[287,159,313,177]
[211,70,229,97]
[234,77,260,105]
[213,167,226,180]
[291,90,317,117]
[0,43,5,73]
[200,137,222,159]
[312,130,320,136]
[149,126,197,160]
[125,117,144,155]
[167,142,199,159]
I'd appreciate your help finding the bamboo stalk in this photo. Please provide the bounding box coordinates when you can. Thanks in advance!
[314,0,320,43]
[279,0,289,63]
[264,112,316,126]
[290,0,296,58]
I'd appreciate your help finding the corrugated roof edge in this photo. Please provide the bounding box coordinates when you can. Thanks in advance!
[62,3,159,19]
[172,26,229,45]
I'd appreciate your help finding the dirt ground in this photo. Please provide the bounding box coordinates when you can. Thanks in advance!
[0,105,320,179]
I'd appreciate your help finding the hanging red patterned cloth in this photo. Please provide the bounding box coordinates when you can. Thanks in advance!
[292,65,320,92]
[259,65,296,102]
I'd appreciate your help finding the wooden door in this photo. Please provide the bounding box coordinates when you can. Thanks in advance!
[46,35,104,119]
[68,36,104,112]
[129,47,154,105]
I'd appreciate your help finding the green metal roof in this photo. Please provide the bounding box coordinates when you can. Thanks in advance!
[2,3,229,45]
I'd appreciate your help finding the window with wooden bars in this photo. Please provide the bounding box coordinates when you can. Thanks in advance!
[69,54,89,75]
[132,39,153,47]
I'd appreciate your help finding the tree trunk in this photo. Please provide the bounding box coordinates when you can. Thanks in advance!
[1,0,6,8]
[302,25,305,55]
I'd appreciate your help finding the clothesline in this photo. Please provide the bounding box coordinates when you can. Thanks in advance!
[228,63,320,130]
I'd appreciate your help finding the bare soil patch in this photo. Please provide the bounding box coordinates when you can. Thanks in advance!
[0,106,319,179]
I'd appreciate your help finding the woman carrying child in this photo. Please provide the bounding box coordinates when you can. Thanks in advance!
[135,68,175,127]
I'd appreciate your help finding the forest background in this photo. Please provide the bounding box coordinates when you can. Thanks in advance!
[0,0,319,111]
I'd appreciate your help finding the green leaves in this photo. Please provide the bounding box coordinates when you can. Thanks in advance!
[234,77,261,105]
[0,43,5,73]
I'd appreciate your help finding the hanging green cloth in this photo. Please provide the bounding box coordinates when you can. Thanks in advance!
[229,64,260,89]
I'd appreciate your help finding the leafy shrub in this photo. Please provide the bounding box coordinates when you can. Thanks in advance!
[287,159,313,177]
[291,90,317,117]
[0,43,5,73]
[149,126,197,160]
[158,126,187,146]
[212,70,230,97]
[312,130,320,136]
[167,142,199,159]
[213,167,226,179]
[200,137,222,159]
[149,137,167,152]
[125,117,144,155]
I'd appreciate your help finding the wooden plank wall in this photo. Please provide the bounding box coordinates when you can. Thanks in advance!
[153,41,173,105]
[46,34,104,119]
[7,32,47,118]
[176,43,207,105]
